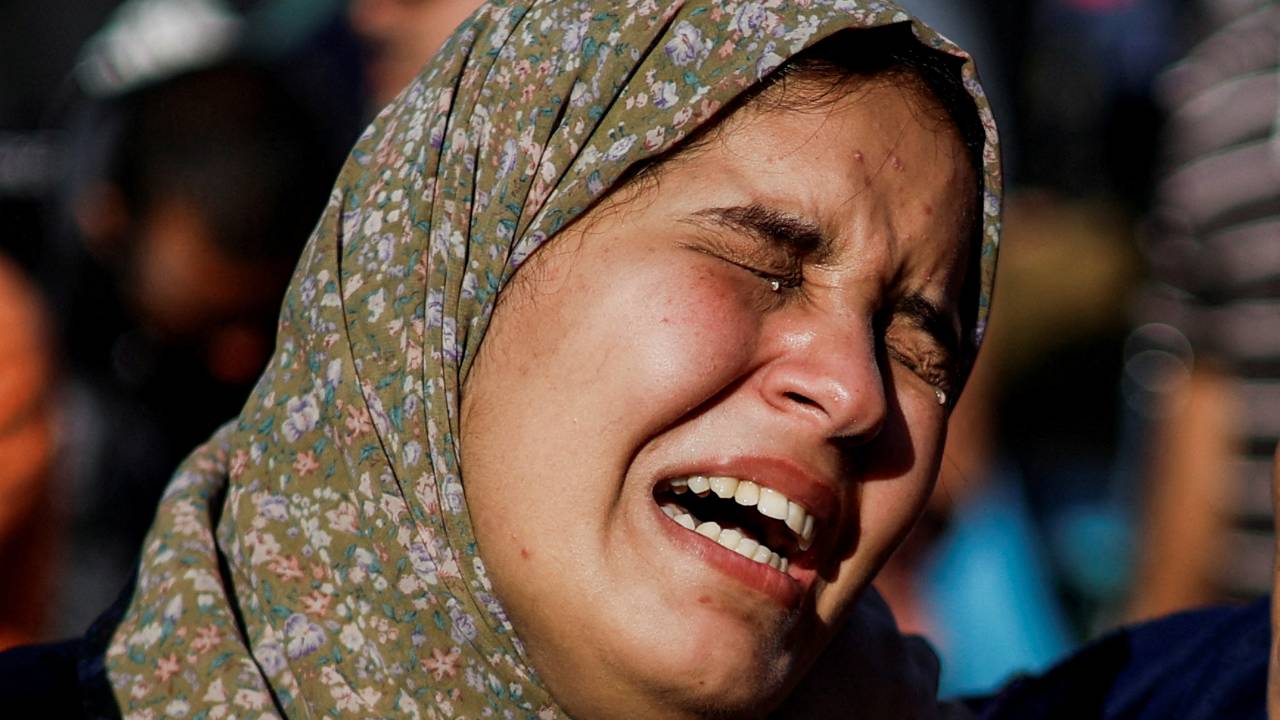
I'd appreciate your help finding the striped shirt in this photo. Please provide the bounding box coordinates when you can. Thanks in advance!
[1140,0,1280,596]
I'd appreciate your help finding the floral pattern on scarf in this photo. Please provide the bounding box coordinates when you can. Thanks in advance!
[106,1,1002,717]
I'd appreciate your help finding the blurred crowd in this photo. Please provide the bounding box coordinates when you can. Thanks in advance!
[0,0,1275,700]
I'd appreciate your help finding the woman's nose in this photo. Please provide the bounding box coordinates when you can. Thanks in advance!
[757,319,887,443]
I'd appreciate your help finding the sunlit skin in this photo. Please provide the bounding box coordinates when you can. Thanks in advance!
[460,78,977,719]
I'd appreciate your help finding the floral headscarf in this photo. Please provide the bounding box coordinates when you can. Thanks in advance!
[105,1,1001,717]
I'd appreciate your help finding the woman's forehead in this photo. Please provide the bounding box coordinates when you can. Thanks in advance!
[651,83,975,272]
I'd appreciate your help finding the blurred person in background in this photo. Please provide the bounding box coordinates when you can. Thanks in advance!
[0,256,57,650]
[348,0,485,109]
[1127,0,1280,618]
[877,0,1181,698]
[0,0,97,653]
[0,0,474,645]
[43,0,354,636]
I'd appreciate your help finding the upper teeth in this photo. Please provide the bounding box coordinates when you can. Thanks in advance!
[667,475,817,556]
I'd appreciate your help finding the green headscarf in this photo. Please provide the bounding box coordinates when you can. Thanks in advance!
[106,1,1001,717]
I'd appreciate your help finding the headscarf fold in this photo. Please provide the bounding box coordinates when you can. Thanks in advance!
[106,2,1001,717]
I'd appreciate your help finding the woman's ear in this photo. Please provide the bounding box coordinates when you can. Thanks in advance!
[73,181,130,264]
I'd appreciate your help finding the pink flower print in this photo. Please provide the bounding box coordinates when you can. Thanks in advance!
[270,553,305,581]
[154,653,181,683]
[293,450,319,476]
[343,404,373,444]
[694,98,722,125]
[302,590,331,615]
[423,646,461,680]
[191,624,221,654]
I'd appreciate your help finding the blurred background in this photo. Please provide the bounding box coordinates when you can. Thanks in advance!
[0,0,1275,700]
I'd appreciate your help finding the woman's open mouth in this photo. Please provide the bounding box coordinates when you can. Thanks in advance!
[653,475,818,574]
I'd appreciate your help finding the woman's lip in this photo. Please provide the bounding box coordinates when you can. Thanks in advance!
[652,501,809,607]
[653,455,840,522]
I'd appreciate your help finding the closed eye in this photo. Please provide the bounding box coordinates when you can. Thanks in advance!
[885,336,954,396]
[679,204,822,293]
[742,263,802,291]
[880,295,960,397]
[677,232,803,293]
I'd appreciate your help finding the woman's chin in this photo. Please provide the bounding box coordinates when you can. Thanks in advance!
[658,640,795,715]
[571,602,805,719]
[551,509,832,716]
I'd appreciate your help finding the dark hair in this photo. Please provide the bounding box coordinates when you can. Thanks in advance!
[624,23,987,371]
[766,23,985,188]
[109,61,338,263]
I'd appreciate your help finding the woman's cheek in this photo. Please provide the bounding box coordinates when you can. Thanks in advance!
[617,265,761,393]
[852,366,948,569]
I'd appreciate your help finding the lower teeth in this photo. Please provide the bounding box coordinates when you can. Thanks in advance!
[661,503,788,572]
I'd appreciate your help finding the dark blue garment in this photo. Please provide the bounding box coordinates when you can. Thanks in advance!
[0,575,131,719]
[0,595,1270,718]
[967,599,1270,719]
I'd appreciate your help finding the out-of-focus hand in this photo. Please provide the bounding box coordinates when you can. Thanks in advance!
[1269,443,1280,719]
[773,587,969,720]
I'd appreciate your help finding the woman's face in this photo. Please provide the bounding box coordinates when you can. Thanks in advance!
[461,77,976,719]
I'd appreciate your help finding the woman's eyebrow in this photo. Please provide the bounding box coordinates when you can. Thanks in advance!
[689,204,832,261]
[689,205,962,358]
[894,294,961,362]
